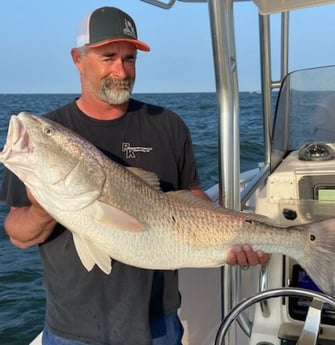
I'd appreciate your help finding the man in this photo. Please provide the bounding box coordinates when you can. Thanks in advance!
[1,6,267,345]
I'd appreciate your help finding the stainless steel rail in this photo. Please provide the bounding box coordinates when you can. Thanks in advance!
[207,1,241,343]
[140,0,177,9]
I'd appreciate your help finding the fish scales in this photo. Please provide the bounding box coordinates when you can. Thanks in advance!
[1,112,335,294]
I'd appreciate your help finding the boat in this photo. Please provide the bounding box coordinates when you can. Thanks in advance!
[30,1,335,344]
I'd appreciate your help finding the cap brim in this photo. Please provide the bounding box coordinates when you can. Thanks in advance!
[87,38,150,51]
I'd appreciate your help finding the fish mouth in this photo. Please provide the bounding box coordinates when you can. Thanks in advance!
[0,114,33,162]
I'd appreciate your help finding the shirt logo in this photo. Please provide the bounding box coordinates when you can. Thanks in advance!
[123,19,136,38]
[122,142,153,159]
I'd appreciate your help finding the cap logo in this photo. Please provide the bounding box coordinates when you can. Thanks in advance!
[123,18,136,38]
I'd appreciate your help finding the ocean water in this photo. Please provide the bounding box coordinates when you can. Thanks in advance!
[0,92,264,345]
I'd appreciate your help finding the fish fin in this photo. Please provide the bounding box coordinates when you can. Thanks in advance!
[127,167,161,190]
[72,232,112,274]
[166,190,221,210]
[95,201,144,232]
[167,190,279,225]
[298,218,335,294]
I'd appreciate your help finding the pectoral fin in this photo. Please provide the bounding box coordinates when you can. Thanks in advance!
[72,232,112,274]
[94,201,144,232]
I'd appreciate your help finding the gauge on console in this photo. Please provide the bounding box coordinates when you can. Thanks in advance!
[298,143,335,161]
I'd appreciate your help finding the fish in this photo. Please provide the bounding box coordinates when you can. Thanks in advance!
[1,112,335,294]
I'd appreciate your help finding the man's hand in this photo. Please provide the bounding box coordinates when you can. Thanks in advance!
[5,188,57,248]
[225,245,269,268]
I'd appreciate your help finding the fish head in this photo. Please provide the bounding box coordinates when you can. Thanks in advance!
[0,112,106,211]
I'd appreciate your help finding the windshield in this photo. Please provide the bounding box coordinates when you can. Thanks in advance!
[271,65,335,170]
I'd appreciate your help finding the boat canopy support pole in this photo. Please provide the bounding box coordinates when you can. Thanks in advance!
[258,13,273,167]
[140,0,177,9]
[258,10,290,168]
[208,0,240,223]
[207,0,241,344]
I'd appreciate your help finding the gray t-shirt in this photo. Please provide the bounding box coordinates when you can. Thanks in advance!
[0,99,200,345]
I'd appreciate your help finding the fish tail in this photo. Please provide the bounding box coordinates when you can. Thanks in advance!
[298,218,335,295]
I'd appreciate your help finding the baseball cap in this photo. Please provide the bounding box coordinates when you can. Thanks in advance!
[76,7,150,51]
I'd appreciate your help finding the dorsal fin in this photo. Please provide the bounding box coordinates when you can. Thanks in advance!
[166,190,222,211]
[127,167,161,190]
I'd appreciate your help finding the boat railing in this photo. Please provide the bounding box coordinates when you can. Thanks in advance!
[240,163,269,210]
[205,166,265,206]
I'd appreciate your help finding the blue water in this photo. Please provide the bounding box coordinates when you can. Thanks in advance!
[0,92,264,344]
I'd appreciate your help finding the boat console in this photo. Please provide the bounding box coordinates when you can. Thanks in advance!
[254,144,335,344]
[257,143,335,225]
[250,66,335,345]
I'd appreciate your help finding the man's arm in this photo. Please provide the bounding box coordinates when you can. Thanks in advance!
[4,188,56,249]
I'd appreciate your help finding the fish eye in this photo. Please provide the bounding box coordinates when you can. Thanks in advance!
[43,126,55,136]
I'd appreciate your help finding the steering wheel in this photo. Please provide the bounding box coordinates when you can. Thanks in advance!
[215,287,335,345]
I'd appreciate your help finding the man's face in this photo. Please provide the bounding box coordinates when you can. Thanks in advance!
[80,41,137,105]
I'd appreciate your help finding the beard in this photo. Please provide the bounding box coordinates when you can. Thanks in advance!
[98,77,134,105]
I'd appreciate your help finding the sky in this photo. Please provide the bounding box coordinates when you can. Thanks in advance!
[1,0,335,94]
